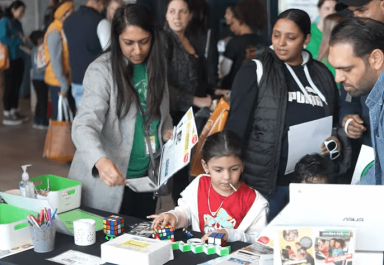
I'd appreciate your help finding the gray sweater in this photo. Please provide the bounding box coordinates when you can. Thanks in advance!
[47,31,69,93]
[68,52,173,213]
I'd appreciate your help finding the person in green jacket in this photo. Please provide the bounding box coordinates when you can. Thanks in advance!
[306,0,337,59]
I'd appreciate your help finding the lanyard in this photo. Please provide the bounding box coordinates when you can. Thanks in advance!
[285,63,328,106]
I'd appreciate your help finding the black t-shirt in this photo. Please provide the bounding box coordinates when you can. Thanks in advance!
[222,34,265,90]
[277,63,325,185]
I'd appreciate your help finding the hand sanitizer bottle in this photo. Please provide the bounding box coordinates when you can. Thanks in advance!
[19,164,36,198]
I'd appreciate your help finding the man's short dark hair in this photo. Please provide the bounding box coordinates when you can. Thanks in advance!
[330,16,384,58]
[294,154,329,183]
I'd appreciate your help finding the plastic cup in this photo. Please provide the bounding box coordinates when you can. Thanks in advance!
[29,219,56,253]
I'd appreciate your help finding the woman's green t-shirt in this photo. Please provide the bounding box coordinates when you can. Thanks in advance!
[126,64,160,178]
[307,23,322,60]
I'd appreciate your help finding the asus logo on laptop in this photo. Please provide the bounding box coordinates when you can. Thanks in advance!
[343,217,364,221]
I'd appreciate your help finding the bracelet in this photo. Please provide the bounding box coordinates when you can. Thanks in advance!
[344,118,353,137]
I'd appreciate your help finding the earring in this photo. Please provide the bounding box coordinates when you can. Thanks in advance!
[303,44,307,49]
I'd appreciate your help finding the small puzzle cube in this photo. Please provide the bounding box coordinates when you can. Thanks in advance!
[208,232,226,246]
[203,244,216,255]
[216,245,231,256]
[152,224,175,242]
[103,215,125,236]
[179,241,192,252]
[172,241,180,250]
[191,243,204,254]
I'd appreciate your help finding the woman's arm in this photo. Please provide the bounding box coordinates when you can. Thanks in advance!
[71,60,112,177]
[46,31,69,95]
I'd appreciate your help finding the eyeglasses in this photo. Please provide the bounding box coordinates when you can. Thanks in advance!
[324,139,340,160]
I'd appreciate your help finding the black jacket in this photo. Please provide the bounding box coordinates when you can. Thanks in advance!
[63,6,103,84]
[226,48,341,194]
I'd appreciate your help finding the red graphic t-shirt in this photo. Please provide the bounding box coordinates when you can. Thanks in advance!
[197,176,256,233]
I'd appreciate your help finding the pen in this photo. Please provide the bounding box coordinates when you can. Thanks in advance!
[47,208,52,226]
[51,208,57,221]
[44,207,48,224]
[28,214,41,228]
[39,209,44,224]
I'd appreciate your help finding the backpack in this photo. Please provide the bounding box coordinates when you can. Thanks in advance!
[34,43,47,72]
[0,42,9,71]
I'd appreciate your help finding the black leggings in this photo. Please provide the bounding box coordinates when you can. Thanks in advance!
[32,80,49,120]
[3,58,25,111]
[119,186,158,220]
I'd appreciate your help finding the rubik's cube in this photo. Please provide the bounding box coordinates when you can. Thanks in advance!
[152,224,175,242]
[103,215,125,236]
[208,232,227,246]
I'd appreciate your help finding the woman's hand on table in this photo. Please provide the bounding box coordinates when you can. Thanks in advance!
[95,157,126,186]
[163,128,174,142]
[148,213,176,229]
[201,229,228,243]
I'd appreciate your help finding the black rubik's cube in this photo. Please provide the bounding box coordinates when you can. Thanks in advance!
[103,215,125,236]
[152,224,175,242]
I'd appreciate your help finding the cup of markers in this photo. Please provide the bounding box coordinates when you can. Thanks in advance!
[27,207,58,253]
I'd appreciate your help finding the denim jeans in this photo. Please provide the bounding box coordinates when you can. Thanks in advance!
[71,83,84,111]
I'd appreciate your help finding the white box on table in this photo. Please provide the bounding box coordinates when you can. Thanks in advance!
[101,234,174,265]
[0,204,37,250]
[31,175,82,213]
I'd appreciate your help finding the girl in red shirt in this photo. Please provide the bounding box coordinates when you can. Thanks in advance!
[150,130,269,243]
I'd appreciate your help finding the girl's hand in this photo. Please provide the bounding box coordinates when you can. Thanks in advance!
[95,157,126,186]
[201,229,228,243]
[321,136,342,155]
[148,213,176,229]
[163,128,173,142]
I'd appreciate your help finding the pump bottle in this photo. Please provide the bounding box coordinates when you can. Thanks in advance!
[19,164,36,198]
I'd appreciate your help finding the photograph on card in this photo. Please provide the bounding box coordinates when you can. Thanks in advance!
[277,227,315,265]
[314,229,355,264]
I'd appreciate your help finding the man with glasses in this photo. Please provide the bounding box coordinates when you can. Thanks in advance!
[328,16,384,185]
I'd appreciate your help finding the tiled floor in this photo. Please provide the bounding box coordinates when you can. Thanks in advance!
[0,98,174,213]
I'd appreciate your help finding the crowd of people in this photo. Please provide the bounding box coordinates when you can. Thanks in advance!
[2,0,384,248]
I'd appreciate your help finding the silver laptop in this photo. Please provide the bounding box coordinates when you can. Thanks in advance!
[270,184,384,252]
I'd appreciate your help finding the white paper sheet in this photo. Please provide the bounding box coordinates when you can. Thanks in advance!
[46,250,103,265]
[158,107,198,186]
[351,145,375,184]
[285,116,333,174]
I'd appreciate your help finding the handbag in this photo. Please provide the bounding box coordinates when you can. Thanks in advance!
[43,96,75,163]
[0,42,9,71]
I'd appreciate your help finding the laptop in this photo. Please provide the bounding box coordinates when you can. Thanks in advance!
[269,184,384,252]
